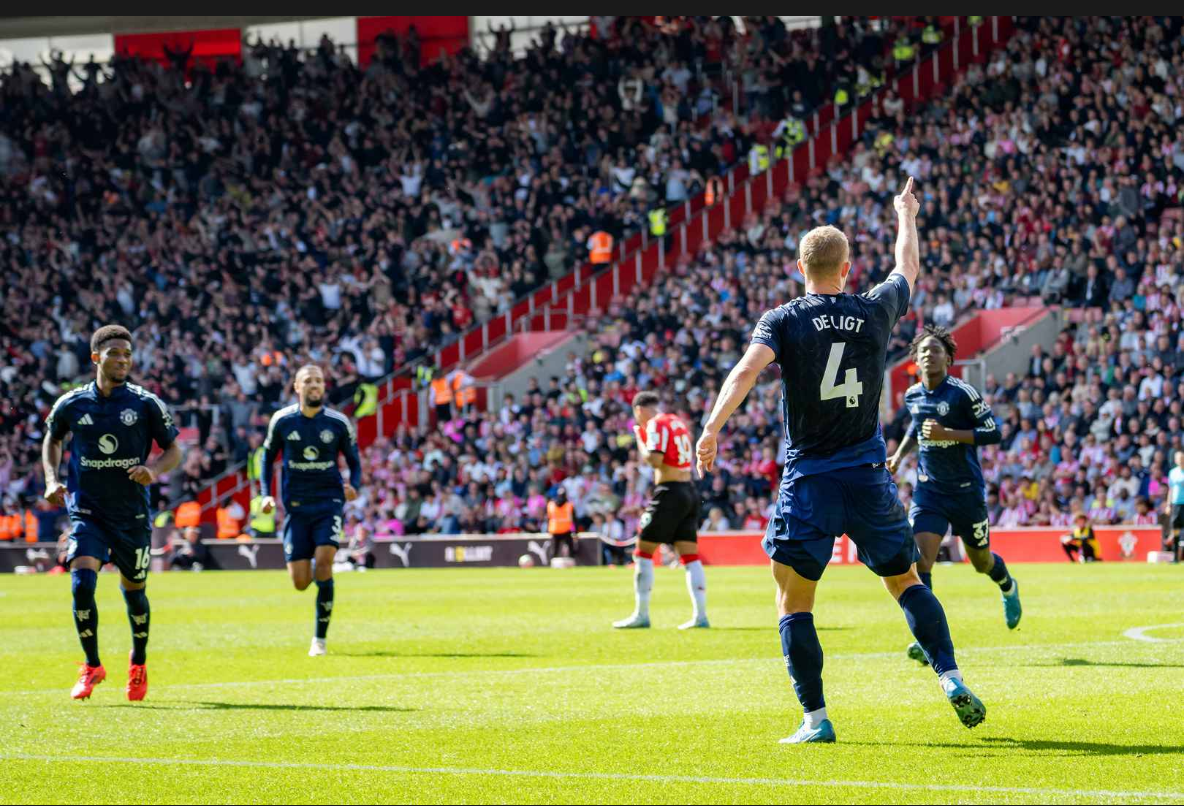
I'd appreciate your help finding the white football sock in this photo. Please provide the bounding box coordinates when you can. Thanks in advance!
[684,559,707,620]
[634,557,654,619]
[940,669,964,687]
[803,707,828,729]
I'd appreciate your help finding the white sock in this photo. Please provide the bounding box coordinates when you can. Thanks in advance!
[939,669,964,687]
[684,559,707,620]
[634,557,654,619]
[803,707,828,729]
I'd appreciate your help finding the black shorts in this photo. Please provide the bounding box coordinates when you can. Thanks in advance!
[638,482,700,545]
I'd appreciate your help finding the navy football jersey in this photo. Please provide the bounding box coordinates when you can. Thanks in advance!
[261,405,362,512]
[45,382,179,525]
[904,376,1001,496]
[751,272,911,483]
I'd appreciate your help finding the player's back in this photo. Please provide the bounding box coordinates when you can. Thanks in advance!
[752,273,910,484]
[647,412,694,471]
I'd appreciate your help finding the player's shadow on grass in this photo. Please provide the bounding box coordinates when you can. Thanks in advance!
[1023,657,1184,669]
[108,702,418,713]
[336,651,537,658]
[710,627,850,632]
[850,737,1178,757]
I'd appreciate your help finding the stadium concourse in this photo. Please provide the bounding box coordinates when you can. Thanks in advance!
[1,16,1184,548]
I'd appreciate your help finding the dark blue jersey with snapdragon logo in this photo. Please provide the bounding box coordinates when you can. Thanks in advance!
[904,375,1001,497]
[45,382,179,526]
[261,405,362,512]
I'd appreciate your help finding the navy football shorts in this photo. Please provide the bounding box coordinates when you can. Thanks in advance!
[68,516,153,582]
[763,465,918,581]
[282,507,343,563]
[910,487,991,550]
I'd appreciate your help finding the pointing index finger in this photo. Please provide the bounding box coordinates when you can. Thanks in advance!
[904,176,914,196]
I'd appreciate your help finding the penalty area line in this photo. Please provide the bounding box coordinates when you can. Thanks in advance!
[3,753,1182,801]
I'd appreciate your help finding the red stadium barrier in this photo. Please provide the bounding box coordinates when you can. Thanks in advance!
[114,28,242,67]
[697,525,1162,566]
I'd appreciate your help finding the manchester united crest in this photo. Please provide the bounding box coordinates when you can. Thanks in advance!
[937,401,949,416]
[320,429,334,444]
[121,408,138,426]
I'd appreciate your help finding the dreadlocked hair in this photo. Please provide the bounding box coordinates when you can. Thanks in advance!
[909,324,958,362]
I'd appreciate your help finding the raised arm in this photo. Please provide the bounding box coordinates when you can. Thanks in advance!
[695,343,776,475]
[892,176,921,296]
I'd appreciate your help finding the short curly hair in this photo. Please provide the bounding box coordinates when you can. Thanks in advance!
[909,324,958,363]
[91,325,133,354]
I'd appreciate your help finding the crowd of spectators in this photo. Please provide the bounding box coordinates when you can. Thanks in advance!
[3,16,1184,544]
[334,15,1184,542]
[1,16,902,516]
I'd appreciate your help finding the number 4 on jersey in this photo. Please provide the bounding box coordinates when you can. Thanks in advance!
[820,342,863,408]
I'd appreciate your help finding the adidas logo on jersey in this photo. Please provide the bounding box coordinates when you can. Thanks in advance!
[77,414,93,426]
[287,431,301,441]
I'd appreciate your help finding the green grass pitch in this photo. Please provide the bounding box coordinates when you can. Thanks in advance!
[1,563,1182,804]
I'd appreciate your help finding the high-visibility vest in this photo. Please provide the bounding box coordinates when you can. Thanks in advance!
[893,37,915,62]
[259,351,283,367]
[247,446,265,482]
[968,16,983,27]
[749,143,770,173]
[704,176,724,206]
[216,507,240,540]
[24,510,37,542]
[922,25,943,45]
[0,514,15,540]
[452,375,478,408]
[547,501,574,534]
[353,383,378,418]
[416,365,435,388]
[834,86,850,106]
[431,377,453,405]
[250,496,277,534]
[154,510,172,528]
[648,208,667,237]
[589,231,614,263]
[175,501,201,529]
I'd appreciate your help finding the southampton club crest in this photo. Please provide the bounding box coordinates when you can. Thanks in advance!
[121,408,138,426]
[936,401,950,416]
[320,429,334,444]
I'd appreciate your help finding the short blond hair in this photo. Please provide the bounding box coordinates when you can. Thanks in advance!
[799,225,849,277]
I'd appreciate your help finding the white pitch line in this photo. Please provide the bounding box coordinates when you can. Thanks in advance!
[3,753,1181,801]
[0,639,1171,698]
[1123,624,1184,643]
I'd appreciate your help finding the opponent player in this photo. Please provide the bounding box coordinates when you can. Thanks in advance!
[260,365,362,656]
[888,325,1021,666]
[613,392,707,630]
[695,179,985,743]
[43,325,183,701]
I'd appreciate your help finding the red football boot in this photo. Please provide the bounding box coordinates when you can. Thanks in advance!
[127,652,148,702]
[71,664,106,700]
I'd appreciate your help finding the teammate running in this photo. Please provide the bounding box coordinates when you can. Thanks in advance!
[260,365,362,656]
[888,325,1021,665]
[43,325,183,701]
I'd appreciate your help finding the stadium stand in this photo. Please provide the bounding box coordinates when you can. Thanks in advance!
[3,16,1183,541]
[0,17,908,516]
